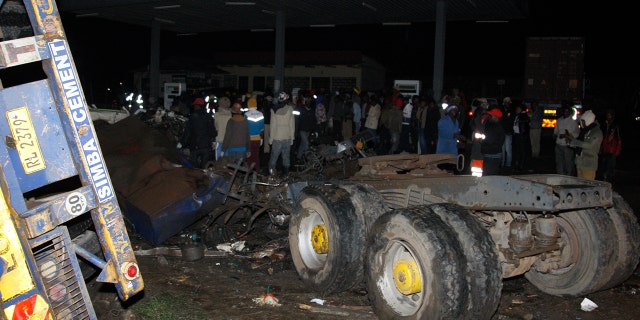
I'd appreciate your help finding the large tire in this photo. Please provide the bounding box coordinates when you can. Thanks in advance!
[65,212,94,238]
[65,213,104,279]
[365,207,468,319]
[288,184,366,295]
[600,192,640,289]
[428,203,502,319]
[339,183,389,235]
[525,208,618,296]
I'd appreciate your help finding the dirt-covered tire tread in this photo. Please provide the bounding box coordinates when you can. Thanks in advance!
[365,206,468,319]
[525,208,618,296]
[340,183,389,233]
[428,203,502,320]
[72,230,103,279]
[601,192,640,289]
[65,212,95,238]
[289,184,365,295]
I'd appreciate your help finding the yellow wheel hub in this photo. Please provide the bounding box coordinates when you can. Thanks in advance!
[393,258,422,295]
[311,224,329,254]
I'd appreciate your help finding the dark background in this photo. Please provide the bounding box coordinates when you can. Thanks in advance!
[48,2,640,114]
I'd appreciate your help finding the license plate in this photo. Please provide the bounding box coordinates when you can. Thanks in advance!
[6,107,46,174]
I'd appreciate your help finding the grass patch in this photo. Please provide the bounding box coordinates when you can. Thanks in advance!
[131,292,208,320]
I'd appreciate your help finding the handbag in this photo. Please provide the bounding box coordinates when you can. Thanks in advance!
[601,127,622,156]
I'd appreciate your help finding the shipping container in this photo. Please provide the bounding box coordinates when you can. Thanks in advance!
[523,37,584,102]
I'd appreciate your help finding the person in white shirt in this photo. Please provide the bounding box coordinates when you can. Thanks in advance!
[553,106,580,175]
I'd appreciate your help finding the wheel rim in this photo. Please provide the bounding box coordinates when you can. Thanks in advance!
[297,198,329,270]
[379,239,425,316]
[551,216,580,274]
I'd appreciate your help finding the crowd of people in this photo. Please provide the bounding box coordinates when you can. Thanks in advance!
[172,86,623,182]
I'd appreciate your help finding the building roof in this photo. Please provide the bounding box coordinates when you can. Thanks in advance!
[211,50,367,66]
[59,0,529,34]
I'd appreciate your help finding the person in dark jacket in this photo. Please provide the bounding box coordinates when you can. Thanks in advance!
[222,103,250,164]
[180,98,215,168]
[512,104,530,171]
[296,96,317,162]
[424,99,441,154]
[598,109,621,182]
[481,107,506,175]
[500,98,515,168]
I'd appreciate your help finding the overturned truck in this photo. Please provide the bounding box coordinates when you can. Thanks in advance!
[286,154,640,319]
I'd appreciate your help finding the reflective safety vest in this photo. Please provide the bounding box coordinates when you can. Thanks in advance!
[245,108,264,140]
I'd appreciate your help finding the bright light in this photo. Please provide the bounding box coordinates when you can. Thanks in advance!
[442,103,448,110]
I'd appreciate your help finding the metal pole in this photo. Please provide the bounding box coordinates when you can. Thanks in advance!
[150,19,161,100]
[274,10,285,94]
[432,0,446,103]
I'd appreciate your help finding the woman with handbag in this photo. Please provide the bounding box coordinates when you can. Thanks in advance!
[599,109,622,182]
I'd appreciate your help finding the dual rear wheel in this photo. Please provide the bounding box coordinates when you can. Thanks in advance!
[525,192,640,296]
[289,184,501,319]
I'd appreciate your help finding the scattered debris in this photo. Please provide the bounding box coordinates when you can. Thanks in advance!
[134,246,227,257]
[310,298,326,305]
[580,297,598,312]
[216,240,246,253]
[181,242,205,261]
[251,238,289,259]
[298,303,374,317]
[252,287,282,307]
[298,304,349,316]
[248,238,289,269]
[252,293,282,307]
[156,255,169,266]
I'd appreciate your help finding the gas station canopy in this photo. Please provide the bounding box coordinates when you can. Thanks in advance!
[59,0,529,34]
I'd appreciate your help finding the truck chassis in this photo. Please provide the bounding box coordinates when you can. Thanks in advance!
[286,154,640,319]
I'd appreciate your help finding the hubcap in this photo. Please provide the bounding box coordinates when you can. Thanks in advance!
[393,258,422,295]
[311,224,329,254]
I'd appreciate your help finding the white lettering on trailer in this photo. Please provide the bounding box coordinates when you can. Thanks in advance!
[48,40,113,202]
